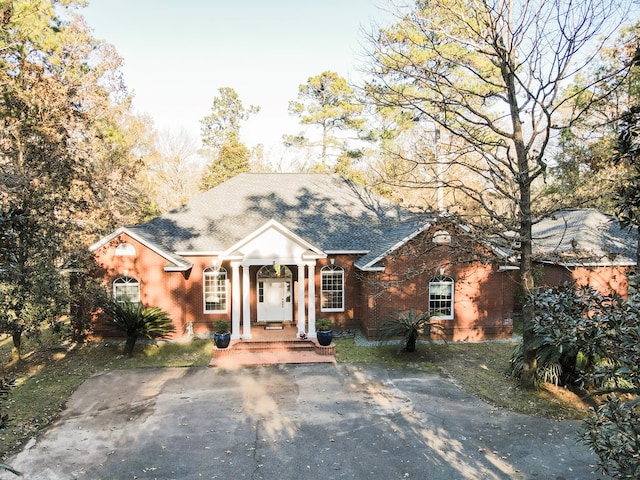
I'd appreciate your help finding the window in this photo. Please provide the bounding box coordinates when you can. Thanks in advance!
[114,242,136,256]
[321,265,344,312]
[203,267,227,313]
[429,276,454,319]
[113,276,140,304]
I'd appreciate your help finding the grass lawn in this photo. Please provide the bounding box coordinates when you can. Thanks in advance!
[0,332,591,459]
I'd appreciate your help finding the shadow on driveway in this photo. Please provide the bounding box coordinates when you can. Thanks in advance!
[7,364,604,479]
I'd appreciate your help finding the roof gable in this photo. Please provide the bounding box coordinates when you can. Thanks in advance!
[224,219,325,263]
[89,227,192,271]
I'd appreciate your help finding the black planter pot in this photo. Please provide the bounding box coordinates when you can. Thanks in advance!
[214,332,231,349]
[317,329,333,347]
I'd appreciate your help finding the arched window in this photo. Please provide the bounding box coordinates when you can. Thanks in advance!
[203,267,228,313]
[113,276,140,304]
[257,264,292,279]
[114,242,136,256]
[321,265,344,312]
[429,276,454,319]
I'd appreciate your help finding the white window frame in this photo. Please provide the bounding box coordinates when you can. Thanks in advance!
[429,276,454,320]
[113,276,140,304]
[203,266,228,314]
[320,265,344,312]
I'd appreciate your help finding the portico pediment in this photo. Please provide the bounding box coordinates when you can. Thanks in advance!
[223,219,325,264]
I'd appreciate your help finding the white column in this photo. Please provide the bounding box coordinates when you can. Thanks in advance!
[297,264,306,336]
[307,262,316,337]
[231,262,241,339]
[242,264,252,339]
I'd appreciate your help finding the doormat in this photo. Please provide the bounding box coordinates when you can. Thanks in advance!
[264,324,284,330]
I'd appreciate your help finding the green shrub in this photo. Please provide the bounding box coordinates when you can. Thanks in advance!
[316,318,334,331]
[513,282,640,477]
[212,320,230,334]
[377,309,445,352]
[104,301,175,357]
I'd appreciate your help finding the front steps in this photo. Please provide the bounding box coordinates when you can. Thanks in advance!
[209,339,336,367]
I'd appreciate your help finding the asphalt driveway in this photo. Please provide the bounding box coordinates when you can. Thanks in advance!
[7,364,604,479]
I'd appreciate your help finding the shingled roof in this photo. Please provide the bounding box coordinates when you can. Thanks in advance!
[532,209,638,266]
[128,173,419,257]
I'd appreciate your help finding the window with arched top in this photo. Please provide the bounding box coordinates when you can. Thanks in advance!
[203,267,228,313]
[428,276,454,319]
[114,242,136,256]
[321,265,344,312]
[257,264,292,279]
[113,276,140,304]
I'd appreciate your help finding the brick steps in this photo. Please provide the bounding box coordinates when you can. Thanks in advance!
[209,339,336,367]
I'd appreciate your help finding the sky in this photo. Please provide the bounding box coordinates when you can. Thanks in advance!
[80,0,394,156]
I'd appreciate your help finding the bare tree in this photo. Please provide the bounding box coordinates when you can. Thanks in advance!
[145,128,201,212]
[365,0,634,387]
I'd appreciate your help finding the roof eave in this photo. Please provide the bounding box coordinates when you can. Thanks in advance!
[164,264,193,272]
[538,259,637,268]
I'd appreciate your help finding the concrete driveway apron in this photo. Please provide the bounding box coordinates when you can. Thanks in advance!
[7,364,604,480]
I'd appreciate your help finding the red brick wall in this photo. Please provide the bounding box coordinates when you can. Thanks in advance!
[92,233,188,339]
[357,226,514,341]
[92,227,516,342]
[310,256,361,330]
[541,263,631,298]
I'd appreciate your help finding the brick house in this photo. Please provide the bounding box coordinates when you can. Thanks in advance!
[89,173,635,341]
[531,209,637,298]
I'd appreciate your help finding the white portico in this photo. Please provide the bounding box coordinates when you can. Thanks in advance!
[218,219,325,340]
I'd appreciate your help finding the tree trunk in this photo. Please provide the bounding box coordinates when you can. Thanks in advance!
[125,335,137,358]
[406,333,417,352]
[11,330,22,362]
[501,47,538,389]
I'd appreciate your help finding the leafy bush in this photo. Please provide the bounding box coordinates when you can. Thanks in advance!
[212,320,230,334]
[377,308,446,352]
[0,378,20,476]
[511,282,640,478]
[316,318,334,331]
[104,301,175,357]
[584,396,640,479]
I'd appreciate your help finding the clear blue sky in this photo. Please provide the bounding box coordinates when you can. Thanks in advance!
[81,0,392,152]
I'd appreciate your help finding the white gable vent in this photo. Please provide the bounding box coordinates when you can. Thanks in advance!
[115,242,136,256]
[433,230,452,245]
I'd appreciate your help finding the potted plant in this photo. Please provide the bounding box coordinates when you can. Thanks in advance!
[377,308,446,352]
[315,318,334,346]
[212,320,231,349]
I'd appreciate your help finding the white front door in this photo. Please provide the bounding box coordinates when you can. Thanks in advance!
[258,279,292,322]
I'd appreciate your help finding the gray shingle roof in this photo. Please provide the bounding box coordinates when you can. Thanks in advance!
[102,177,636,270]
[532,209,638,265]
[134,173,416,255]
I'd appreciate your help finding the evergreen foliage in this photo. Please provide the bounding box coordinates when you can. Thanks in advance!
[105,301,175,357]
[512,282,640,478]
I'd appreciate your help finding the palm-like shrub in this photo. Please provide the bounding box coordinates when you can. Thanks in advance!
[377,308,446,352]
[105,301,176,357]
